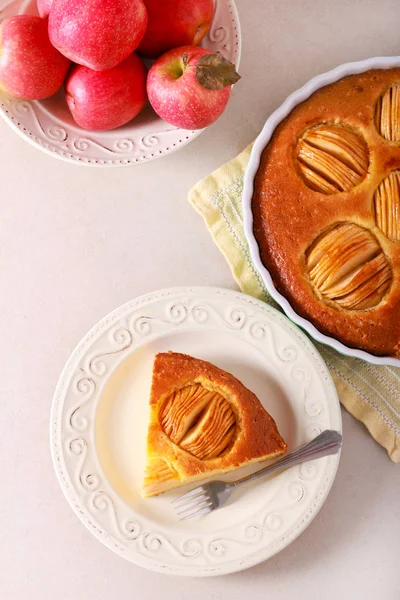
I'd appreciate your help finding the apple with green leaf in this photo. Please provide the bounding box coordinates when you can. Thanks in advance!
[147,46,240,130]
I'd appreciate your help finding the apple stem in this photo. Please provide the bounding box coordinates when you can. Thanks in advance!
[182,53,189,69]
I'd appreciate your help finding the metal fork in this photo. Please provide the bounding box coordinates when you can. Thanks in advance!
[172,429,342,520]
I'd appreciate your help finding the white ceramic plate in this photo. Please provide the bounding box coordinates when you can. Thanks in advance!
[242,56,400,368]
[0,0,241,166]
[51,287,341,576]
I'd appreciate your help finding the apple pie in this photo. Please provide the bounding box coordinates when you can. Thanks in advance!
[252,68,400,357]
[142,352,287,497]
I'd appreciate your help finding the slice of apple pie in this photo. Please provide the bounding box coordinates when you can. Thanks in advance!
[142,352,287,497]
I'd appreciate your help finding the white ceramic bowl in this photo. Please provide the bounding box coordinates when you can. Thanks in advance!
[0,0,241,166]
[242,56,400,368]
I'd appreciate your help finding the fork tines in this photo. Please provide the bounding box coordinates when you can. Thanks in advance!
[172,486,214,520]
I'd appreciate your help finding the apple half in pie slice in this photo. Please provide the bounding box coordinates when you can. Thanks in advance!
[142,352,287,497]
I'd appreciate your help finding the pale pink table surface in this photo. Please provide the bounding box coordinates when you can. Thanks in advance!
[1,1,399,598]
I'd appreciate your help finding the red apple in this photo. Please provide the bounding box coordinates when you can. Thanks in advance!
[0,16,70,100]
[37,0,53,18]
[49,0,148,71]
[138,0,214,58]
[65,54,147,131]
[147,46,240,130]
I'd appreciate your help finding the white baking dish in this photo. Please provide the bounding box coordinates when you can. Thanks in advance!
[242,56,400,368]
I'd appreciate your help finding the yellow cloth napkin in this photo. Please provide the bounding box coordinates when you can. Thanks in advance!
[189,145,400,462]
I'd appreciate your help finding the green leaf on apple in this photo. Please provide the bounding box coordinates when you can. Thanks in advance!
[195,54,241,90]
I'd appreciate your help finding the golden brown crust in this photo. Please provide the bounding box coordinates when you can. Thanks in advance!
[252,68,400,357]
[142,352,287,497]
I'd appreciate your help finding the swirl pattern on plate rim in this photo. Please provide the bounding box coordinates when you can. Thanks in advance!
[51,288,340,574]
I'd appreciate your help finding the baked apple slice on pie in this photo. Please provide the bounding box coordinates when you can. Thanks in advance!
[142,352,287,497]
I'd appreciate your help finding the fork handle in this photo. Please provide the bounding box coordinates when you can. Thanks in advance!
[230,430,342,489]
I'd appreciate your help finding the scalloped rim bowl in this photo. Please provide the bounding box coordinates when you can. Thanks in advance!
[0,0,241,166]
[242,56,400,368]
